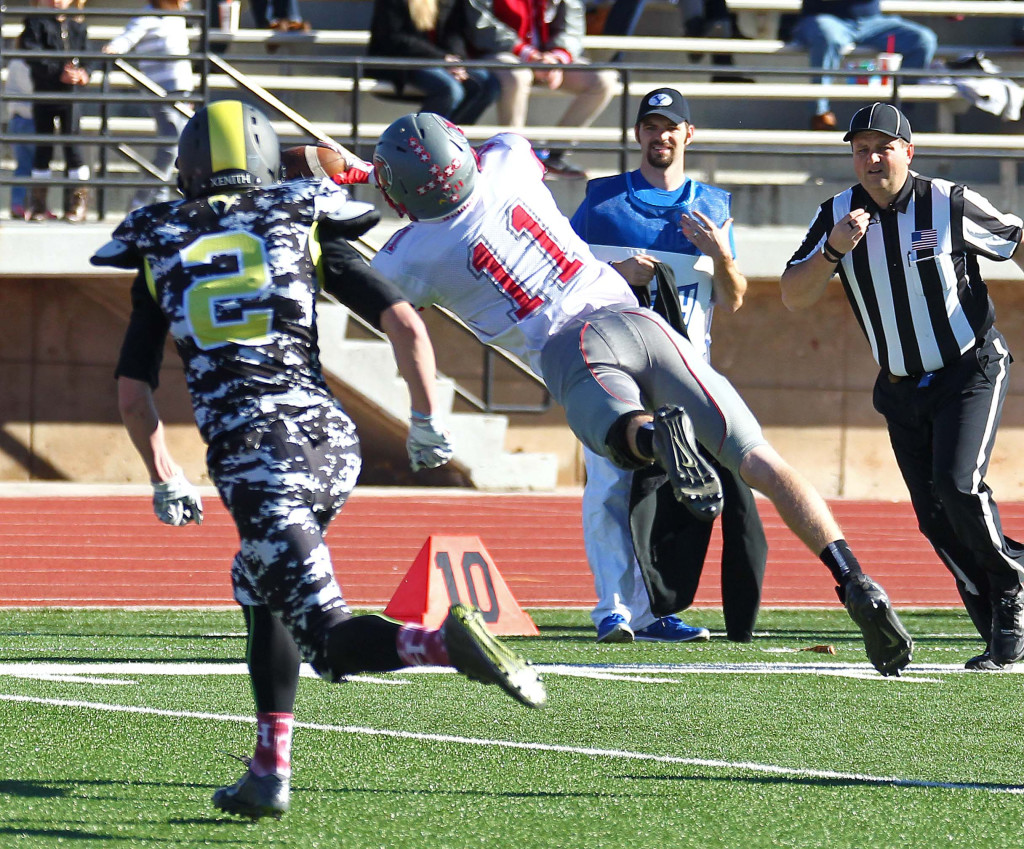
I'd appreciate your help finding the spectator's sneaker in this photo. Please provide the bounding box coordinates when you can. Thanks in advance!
[10,205,26,220]
[542,152,588,180]
[635,616,711,643]
[811,111,837,131]
[990,587,1024,664]
[442,603,547,708]
[841,574,913,676]
[651,406,723,521]
[596,614,634,644]
[965,650,1011,672]
[212,768,289,820]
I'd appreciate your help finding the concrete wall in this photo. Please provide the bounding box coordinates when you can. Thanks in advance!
[2,265,1023,498]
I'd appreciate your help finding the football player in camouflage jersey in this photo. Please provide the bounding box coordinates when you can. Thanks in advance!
[92,101,546,820]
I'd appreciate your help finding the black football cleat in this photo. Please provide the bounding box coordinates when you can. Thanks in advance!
[841,573,913,676]
[212,768,289,820]
[651,406,723,522]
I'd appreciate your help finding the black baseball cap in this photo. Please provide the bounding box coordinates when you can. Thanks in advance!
[635,87,691,126]
[843,102,912,143]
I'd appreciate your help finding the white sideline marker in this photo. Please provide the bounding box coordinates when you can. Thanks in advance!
[0,690,1021,795]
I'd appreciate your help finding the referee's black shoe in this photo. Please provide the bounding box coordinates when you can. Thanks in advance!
[651,406,723,522]
[840,574,913,676]
[989,587,1024,665]
[965,649,1011,672]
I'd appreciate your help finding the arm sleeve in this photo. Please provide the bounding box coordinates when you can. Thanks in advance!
[316,225,407,330]
[786,205,832,267]
[960,185,1024,261]
[544,0,584,59]
[461,0,520,55]
[105,17,148,54]
[114,272,169,388]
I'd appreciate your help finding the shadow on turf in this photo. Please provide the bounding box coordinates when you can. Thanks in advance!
[0,779,67,798]
[626,774,1024,792]
[0,827,113,841]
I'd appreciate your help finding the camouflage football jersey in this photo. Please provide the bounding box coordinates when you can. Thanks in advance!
[108,178,356,443]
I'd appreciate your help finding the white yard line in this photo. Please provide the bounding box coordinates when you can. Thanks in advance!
[0,690,1020,795]
[0,660,1006,686]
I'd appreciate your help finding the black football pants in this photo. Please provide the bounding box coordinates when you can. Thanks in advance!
[873,327,1024,640]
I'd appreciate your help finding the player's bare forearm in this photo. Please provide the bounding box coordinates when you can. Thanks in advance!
[117,376,179,484]
[380,303,440,416]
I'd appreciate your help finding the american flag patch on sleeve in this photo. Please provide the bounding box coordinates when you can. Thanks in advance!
[911,229,939,251]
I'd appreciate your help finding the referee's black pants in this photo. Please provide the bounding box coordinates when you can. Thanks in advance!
[873,327,1024,642]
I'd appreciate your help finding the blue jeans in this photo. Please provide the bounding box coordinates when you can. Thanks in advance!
[132,95,191,208]
[388,66,501,125]
[7,114,34,211]
[249,0,302,26]
[793,13,938,115]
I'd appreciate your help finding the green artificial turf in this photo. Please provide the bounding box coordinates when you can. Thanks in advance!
[0,607,1021,848]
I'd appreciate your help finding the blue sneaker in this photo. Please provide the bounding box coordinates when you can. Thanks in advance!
[635,616,711,642]
[596,614,634,644]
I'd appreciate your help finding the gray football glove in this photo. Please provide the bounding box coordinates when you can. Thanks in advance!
[407,413,454,472]
[152,473,204,526]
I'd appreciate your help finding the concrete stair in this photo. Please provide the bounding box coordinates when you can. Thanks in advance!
[316,301,559,491]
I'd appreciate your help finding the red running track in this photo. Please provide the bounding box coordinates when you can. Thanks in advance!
[0,489,1014,608]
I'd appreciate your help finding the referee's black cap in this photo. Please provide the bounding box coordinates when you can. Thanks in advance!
[843,102,912,143]
[635,87,691,126]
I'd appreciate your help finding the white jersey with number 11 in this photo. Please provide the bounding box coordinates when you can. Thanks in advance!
[371,133,637,377]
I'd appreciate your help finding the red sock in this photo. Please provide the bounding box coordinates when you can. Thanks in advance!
[251,712,294,778]
[396,624,450,667]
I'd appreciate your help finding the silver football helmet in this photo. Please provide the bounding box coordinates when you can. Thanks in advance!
[176,100,280,200]
[372,113,478,221]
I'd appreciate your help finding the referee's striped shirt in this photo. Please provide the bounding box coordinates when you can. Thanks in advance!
[787,172,1023,377]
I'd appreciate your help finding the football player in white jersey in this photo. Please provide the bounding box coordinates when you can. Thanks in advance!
[93,101,546,820]
[364,112,914,677]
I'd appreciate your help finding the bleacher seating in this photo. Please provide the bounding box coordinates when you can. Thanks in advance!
[3,0,1024,224]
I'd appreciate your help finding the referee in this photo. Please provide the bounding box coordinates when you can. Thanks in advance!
[781,102,1024,670]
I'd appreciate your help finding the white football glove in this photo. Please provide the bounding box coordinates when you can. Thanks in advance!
[407,412,454,472]
[152,473,204,526]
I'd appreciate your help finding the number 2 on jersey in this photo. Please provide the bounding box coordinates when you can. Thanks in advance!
[180,231,274,350]
[470,203,583,319]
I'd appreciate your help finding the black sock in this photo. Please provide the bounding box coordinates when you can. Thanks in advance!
[635,423,654,460]
[819,539,862,586]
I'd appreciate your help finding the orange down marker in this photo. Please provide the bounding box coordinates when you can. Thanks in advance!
[384,535,539,636]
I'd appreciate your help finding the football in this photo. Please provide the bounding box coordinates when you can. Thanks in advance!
[280,143,350,180]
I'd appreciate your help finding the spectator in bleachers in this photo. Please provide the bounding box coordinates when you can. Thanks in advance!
[19,0,92,222]
[102,0,194,210]
[250,0,309,31]
[468,0,617,179]
[678,0,749,82]
[368,0,500,125]
[792,0,937,130]
[3,58,35,220]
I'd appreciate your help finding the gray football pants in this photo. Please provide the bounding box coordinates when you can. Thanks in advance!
[540,306,766,474]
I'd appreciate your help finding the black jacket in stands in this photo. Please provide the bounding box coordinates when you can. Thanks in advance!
[19,14,90,92]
